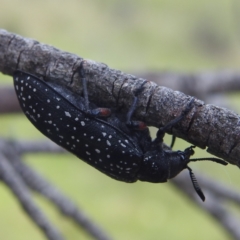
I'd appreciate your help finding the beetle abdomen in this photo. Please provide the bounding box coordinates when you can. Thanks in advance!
[13,70,143,182]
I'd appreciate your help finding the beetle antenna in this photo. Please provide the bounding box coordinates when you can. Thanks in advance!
[190,158,227,166]
[186,166,205,201]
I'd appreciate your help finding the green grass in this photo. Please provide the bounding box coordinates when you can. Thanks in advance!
[1,0,240,239]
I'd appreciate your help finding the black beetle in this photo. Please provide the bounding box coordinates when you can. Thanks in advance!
[13,62,227,201]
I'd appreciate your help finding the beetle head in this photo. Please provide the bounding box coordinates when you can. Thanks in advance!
[139,145,227,202]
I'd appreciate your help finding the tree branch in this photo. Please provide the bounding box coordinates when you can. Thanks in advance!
[4,138,240,239]
[0,29,240,165]
[11,151,112,240]
[0,86,20,113]
[136,71,240,99]
[172,173,240,239]
[0,152,64,240]
[0,138,113,240]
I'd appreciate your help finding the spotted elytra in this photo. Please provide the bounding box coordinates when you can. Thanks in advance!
[13,62,227,201]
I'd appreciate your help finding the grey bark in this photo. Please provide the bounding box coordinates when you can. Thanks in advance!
[0,29,240,166]
[136,71,240,99]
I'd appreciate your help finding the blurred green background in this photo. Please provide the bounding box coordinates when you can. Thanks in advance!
[1,0,240,239]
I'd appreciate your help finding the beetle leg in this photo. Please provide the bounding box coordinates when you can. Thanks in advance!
[170,135,176,148]
[126,96,147,130]
[126,96,146,130]
[79,61,111,118]
[155,98,195,143]
[126,81,148,130]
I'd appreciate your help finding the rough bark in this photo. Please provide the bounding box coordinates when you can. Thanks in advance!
[136,71,240,99]
[1,29,240,166]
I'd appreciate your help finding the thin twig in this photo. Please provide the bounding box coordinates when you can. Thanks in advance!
[172,172,240,240]
[9,138,240,239]
[0,152,64,240]
[11,155,113,240]
[0,138,113,240]
[195,174,240,204]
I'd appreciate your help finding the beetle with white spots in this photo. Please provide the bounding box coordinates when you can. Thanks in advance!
[13,63,228,201]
